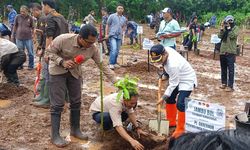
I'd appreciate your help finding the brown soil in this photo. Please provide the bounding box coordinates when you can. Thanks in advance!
[0,24,250,150]
[115,61,159,86]
[100,132,167,150]
[0,83,29,99]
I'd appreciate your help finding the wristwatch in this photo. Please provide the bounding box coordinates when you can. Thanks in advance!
[59,60,64,67]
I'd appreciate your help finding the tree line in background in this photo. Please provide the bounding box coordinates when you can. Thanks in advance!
[1,0,250,26]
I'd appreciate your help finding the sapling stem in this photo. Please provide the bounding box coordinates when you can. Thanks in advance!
[99,24,104,133]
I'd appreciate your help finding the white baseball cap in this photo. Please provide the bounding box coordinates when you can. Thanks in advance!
[162,7,172,14]
[224,15,234,22]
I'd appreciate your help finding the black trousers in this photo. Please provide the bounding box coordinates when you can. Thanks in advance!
[220,54,236,88]
[186,34,197,51]
[1,51,26,84]
[49,72,82,114]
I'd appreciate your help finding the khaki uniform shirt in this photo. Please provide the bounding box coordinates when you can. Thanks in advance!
[89,93,134,127]
[46,33,116,82]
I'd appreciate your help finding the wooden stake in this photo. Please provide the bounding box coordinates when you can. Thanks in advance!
[157,78,163,133]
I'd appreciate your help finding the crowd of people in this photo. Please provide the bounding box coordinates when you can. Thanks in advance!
[0,0,245,149]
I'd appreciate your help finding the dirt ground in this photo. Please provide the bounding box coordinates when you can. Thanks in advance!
[0,24,250,150]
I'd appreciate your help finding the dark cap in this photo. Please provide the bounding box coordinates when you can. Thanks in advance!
[150,44,165,63]
[42,0,56,9]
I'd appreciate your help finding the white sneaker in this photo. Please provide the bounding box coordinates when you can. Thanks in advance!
[109,65,115,70]
[114,64,120,68]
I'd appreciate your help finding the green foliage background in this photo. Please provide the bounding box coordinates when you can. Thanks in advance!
[1,0,250,25]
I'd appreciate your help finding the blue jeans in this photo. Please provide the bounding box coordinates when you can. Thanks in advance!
[129,30,138,45]
[16,39,34,68]
[166,86,192,112]
[109,37,122,65]
[220,54,235,88]
[92,111,128,130]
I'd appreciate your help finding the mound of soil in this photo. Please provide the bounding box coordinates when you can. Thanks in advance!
[115,61,159,86]
[0,83,29,99]
[125,61,159,74]
[100,131,167,150]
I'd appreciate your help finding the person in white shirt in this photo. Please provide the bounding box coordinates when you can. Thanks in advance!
[156,7,181,80]
[90,92,148,150]
[156,7,181,50]
[150,44,197,138]
[0,38,26,86]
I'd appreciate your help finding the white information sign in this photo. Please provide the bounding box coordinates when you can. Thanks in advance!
[142,38,154,50]
[185,98,225,132]
[210,34,221,44]
[137,26,143,34]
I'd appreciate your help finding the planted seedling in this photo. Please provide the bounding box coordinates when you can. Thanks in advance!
[114,75,139,102]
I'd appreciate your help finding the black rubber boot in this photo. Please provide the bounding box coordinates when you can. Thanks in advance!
[135,38,138,44]
[4,72,12,83]
[11,73,20,86]
[130,37,134,45]
[4,72,19,86]
[70,109,88,140]
[51,113,69,147]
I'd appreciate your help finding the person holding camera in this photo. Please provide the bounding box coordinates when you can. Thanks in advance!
[218,15,239,92]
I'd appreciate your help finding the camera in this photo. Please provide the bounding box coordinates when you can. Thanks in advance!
[223,21,229,26]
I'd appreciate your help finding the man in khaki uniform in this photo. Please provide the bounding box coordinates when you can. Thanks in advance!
[33,0,69,108]
[90,92,148,150]
[46,24,116,147]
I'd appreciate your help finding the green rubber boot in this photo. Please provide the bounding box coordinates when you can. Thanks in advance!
[33,82,50,108]
[33,78,45,102]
